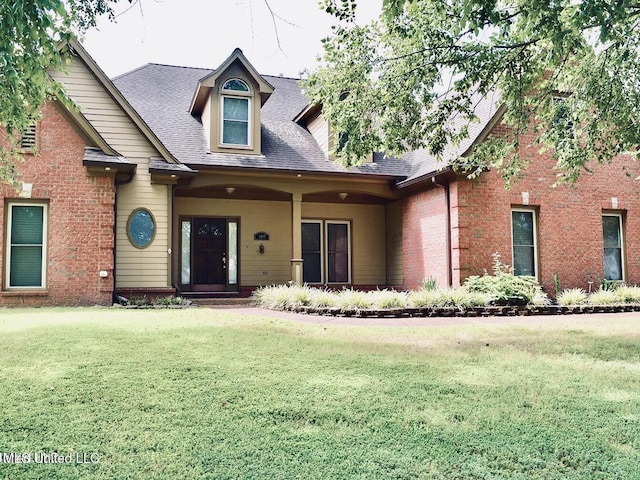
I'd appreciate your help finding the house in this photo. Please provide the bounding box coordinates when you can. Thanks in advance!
[1,40,639,306]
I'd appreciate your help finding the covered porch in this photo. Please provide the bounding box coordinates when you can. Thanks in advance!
[169,170,404,297]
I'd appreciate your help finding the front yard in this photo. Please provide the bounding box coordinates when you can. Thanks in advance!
[0,307,638,479]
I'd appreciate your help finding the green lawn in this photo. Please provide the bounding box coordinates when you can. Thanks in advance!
[0,308,639,479]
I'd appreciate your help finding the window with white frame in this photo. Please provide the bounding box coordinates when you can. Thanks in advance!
[302,220,351,284]
[221,79,250,147]
[602,213,624,281]
[511,209,537,277]
[5,202,48,288]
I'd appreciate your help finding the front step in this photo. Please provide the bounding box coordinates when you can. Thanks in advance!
[191,297,253,307]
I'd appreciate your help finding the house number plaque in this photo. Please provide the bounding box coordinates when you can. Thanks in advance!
[254,232,269,241]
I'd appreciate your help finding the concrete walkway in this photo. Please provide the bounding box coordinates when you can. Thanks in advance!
[205,304,640,327]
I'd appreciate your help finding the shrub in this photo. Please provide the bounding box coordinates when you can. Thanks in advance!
[463,253,545,305]
[421,277,438,291]
[588,289,621,305]
[409,289,448,308]
[307,288,337,308]
[335,289,371,311]
[556,288,588,306]
[252,284,307,310]
[613,285,640,303]
[409,288,491,309]
[369,289,408,309]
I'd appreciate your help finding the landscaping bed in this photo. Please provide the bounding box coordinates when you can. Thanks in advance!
[290,303,640,318]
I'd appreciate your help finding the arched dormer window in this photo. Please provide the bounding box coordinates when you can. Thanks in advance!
[221,78,251,147]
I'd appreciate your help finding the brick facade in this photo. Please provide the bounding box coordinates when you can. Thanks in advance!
[402,123,640,296]
[402,186,449,290]
[0,103,115,306]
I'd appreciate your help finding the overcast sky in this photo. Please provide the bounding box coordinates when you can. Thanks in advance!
[82,0,381,79]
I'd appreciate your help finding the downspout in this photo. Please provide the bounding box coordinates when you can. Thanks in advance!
[112,171,135,304]
[431,176,452,287]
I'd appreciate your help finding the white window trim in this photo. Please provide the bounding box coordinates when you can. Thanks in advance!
[510,208,538,280]
[6,202,48,289]
[302,220,324,284]
[603,213,625,281]
[220,78,252,149]
[325,220,352,284]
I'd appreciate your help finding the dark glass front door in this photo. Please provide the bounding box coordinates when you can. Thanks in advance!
[193,218,227,291]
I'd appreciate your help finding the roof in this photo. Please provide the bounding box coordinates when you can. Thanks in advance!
[112,63,411,180]
[397,90,504,186]
[112,61,502,186]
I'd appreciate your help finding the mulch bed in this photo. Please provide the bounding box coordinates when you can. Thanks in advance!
[288,304,640,318]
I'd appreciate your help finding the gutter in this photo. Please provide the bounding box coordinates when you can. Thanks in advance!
[431,176,453,288]
[112,171,136,305]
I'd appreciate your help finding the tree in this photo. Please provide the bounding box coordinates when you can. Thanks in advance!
[305,0,640,185]
[0,0,133,185]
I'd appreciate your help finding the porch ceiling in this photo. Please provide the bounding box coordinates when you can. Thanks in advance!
[176,185,291,201]
[302,191,391,205]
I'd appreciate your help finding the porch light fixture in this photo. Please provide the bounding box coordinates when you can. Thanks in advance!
[225,187,235,195]
[338,192,348,200]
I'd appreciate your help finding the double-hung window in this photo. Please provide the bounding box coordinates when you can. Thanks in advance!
[602,213,624,281]
[511,209,537,278]
[221,79,250,147]
[5,202,48,288]
[302,220,351,284]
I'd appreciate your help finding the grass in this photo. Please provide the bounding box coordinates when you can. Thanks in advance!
[0,307,639,479]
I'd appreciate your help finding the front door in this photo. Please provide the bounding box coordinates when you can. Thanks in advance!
[180,217,239,292]
[193,218,227,291]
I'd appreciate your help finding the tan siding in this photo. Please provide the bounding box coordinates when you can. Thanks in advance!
[174,198,292,287]
[385,201,403,286]
[51,56,171,289]
[302,203,387,286]
[307,114,329,156]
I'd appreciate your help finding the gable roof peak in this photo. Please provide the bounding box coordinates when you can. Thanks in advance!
[189,48,275,115]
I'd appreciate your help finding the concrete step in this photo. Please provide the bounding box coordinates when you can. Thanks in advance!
[191,297,253,307]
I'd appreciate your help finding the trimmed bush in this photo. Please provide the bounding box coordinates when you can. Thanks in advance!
[556,288,588,306]
[588,289,621,305]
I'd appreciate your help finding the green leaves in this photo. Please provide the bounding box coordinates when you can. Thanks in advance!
[307,0,640,183]
[0,0,130,185]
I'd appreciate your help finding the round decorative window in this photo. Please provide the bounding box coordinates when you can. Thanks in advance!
[127,208,156,249]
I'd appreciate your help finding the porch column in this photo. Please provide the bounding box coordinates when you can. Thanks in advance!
[290,193,304,285]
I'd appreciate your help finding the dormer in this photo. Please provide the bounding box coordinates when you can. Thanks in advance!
[190,49,274,155]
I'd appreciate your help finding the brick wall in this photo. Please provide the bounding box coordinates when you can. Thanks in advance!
[454,125,640,296]
[0,103,115,306]
[402,186,449,290]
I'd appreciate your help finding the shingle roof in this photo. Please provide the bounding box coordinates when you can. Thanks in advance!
[82,147,135,171]
[112,62,501,185]
[112,64,411,179]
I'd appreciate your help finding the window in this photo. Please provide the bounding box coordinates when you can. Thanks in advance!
[603,214,624,281]
[6,202,48,288]
[511,209,537,277]
[20,124,36,150]
[302,220,351,284]
[221,79,250,147]
[552,96,573,132]
[127,208,156,249]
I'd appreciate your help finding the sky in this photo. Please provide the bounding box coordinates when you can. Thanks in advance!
[82,0,382,79]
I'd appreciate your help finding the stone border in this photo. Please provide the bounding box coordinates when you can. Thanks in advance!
[287,304,640,318]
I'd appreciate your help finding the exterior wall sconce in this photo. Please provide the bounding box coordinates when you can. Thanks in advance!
[225,187,235,195]
[259,243,265,254]
[338,192,348,200]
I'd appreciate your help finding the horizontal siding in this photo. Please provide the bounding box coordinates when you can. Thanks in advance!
[302,203,387,286]
[175,198,292,287]
[386,201,403,286]
[307,115,329,156]
[51,56,171,289]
